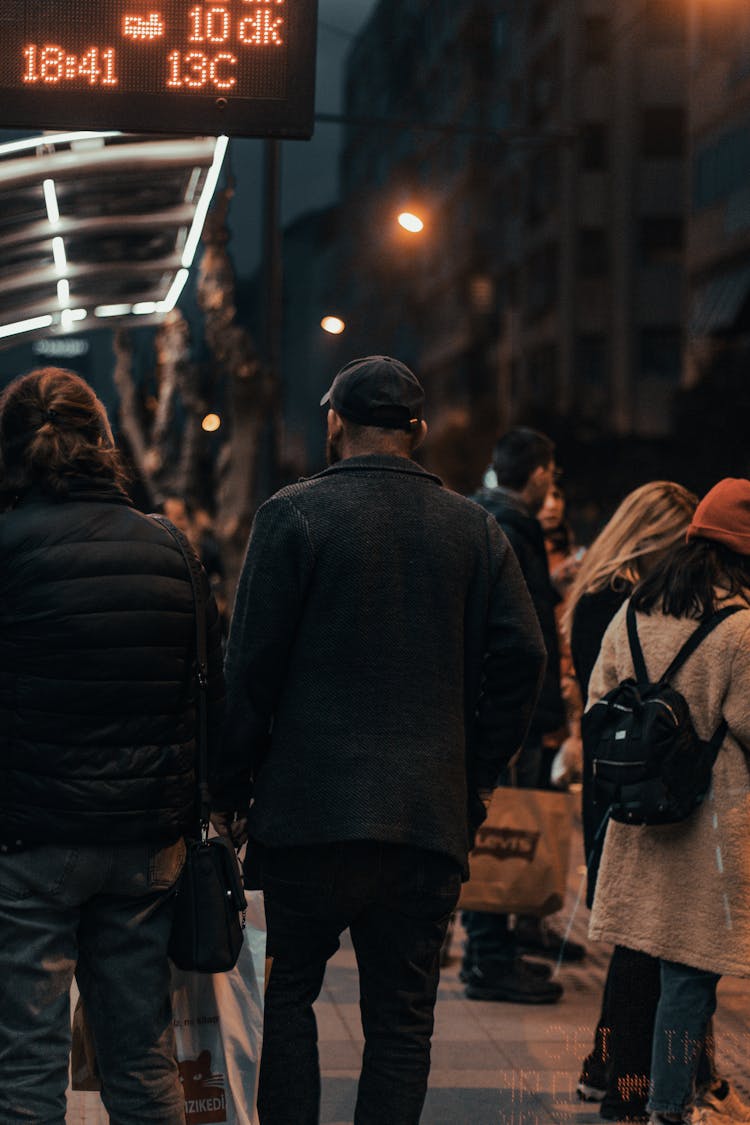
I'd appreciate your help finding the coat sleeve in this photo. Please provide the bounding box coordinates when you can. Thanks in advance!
[721,619,750,751]
[210,495,315,811]
[469,515,547,792]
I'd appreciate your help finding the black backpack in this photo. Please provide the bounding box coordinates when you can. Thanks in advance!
[583,602,742,826]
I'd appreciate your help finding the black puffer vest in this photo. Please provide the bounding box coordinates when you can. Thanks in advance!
[0,479,224,846]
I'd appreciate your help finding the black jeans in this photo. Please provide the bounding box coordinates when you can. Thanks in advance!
[256,840,461,1125]
[583,945,716,1113]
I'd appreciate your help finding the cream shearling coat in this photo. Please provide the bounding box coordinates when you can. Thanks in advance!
[587,598,750,978]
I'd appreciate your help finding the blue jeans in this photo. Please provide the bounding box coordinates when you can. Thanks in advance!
[255,840,461,1125]
[0,840,186,1124]
[648,959,720,1116]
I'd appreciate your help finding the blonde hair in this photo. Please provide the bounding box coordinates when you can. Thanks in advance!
[563,481,698,636]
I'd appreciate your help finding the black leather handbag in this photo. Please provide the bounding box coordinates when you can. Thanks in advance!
[152,516,246,973]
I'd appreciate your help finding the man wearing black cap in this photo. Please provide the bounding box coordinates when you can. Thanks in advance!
[212,356,546,1125]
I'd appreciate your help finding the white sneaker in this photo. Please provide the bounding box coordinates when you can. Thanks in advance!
[576,1080,606,1102]
[696,1084,750,1123]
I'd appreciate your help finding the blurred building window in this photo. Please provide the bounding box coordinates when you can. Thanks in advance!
[530,0,554,32]
[583,16,611,65]
[578,228,609,277]
[694,0,735,55]
[528,40,560,127]
[510,79,522,120]
[577,334,607,385]
[640,217,684,265]
[580,123,608,171]
[641,107,685,159]
[693,125,750,209]
[528,344,558,400]
[526,148,560,224]
[640,327,682,380]
[526,244,559,319]
[495,13,507,50]
[510,171,522,214]
[644,0,686,45]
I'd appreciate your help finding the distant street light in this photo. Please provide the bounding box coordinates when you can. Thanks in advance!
[202,413,221,433]
[321,315,346,335]
[398,211,424,234]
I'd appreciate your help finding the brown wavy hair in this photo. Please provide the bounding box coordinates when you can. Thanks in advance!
[0,367,128,507]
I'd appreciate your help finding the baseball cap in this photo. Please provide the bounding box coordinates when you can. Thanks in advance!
[320,355,425,433]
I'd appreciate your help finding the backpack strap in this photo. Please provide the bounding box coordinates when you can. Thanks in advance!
[627,601,745,686]
[626,601,649,683]
[662,605,745,682]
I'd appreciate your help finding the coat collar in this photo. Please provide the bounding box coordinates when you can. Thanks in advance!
[310,454,442,486]
[15,477,134,509]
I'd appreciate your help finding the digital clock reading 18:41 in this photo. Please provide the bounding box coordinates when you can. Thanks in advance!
[0,0,318,138]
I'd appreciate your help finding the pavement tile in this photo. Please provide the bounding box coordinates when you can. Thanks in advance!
[66,820,750,1123]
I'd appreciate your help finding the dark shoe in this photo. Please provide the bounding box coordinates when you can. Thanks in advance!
[516,917,586,962]
[464,959,563,1004]
[459,955,551,984]
[600,1096,648,1121]
[577,1051,610,1102]
[577,1080,607,1102]
[600,1073,649,1121]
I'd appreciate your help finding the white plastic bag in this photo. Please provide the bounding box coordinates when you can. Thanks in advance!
[171,891,266,1125]
[66,891,266,1125]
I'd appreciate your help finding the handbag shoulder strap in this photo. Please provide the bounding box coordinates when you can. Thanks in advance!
[151,514,210,836]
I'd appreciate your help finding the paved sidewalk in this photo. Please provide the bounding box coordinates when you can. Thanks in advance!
[65,829,750,1124]
[317,859,750,1125]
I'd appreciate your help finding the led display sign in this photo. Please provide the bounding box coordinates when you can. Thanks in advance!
[0,0,318,138]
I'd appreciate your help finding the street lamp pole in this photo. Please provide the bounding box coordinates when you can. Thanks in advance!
[260,137,283,495]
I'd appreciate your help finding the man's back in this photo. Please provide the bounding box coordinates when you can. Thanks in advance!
[221,454,544,871]
[471,483,563,738]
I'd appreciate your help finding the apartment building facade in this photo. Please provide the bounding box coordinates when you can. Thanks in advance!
[337,0,689,485]
[686,1,750,386]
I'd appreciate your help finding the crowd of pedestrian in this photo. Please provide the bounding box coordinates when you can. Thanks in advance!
[0,359,748,1125]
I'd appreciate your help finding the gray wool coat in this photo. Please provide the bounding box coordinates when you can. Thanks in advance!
[587,596,750,978]
[215,454,546,874]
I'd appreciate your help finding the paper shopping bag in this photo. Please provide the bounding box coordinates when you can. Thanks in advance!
[171,890,266,1125]
[459,787,573,916]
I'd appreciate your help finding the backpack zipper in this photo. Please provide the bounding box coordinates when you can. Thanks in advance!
[590,697,679,725]
[593,758,647,775]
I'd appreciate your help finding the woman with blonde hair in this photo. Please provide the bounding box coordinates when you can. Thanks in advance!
[568,481,744,1124]
[565,480,698,693]
[588,479,750,1125]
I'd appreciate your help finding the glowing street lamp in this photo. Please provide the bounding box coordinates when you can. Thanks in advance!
[201,413,221,433]
[397,211,424,234]
[321,315,345,335]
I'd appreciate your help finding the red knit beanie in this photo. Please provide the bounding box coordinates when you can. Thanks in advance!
[686,478,750,555]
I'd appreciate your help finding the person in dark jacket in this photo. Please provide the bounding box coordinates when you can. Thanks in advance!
[0,367,224,1124]
[463,427,579,1004]
[211,356,546,1125]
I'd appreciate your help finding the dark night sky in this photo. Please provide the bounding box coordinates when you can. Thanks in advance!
[228,0,379,278]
